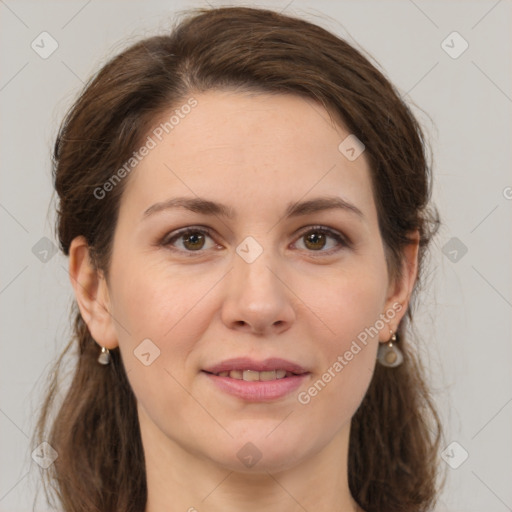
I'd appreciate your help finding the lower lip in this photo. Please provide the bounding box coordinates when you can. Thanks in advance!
[202,371,310,402]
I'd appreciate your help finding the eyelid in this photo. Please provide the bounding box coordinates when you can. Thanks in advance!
[160,224,350,255]
[160,225,216,252]
[292,225,350,253]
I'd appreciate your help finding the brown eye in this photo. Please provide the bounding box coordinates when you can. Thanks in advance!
[303,231,327,250]
[294,227,348,254]
[182,231,206,250]
[163,227,216,254]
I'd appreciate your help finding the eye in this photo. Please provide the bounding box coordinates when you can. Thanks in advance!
[160,225,349,257]
[293,226,349,255]
[162,227,217,254]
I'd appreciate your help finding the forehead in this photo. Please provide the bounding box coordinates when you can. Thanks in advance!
[118,90,375,222]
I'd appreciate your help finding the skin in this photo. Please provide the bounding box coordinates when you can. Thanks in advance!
[69,90,419,512]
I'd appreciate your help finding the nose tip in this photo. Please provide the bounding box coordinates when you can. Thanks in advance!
[221,259,295,335]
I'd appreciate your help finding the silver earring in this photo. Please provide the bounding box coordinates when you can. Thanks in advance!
[98,346,111,365]
[377,331,403,367]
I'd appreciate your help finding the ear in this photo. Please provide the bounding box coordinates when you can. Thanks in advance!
[378,230,420,342]
[68,236,118,349]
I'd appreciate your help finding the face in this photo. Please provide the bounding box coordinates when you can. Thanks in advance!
[94,90,404,472]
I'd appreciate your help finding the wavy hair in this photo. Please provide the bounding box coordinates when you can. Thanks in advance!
[33,6,445,511]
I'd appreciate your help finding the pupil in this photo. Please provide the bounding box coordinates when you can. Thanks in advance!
[184,232,204,250]
[305,232,325,250]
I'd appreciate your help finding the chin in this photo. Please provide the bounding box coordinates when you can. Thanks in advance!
[205,434,309,474]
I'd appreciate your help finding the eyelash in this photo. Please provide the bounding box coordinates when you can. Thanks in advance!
[160,225,350,257]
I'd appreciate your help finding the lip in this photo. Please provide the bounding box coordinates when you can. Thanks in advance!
[202,371,310,402]
[202,357,309,375]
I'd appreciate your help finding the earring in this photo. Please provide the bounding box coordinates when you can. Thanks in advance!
[98,346,111,365]
[377,331,403,367]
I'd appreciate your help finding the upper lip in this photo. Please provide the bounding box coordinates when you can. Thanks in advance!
[203,357,309,375]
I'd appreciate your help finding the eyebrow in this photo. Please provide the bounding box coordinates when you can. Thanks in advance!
[142,195,364,221]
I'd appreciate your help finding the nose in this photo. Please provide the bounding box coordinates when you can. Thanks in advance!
[220,247,296,336]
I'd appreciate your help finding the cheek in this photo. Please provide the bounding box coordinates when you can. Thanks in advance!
[107,260,217,420]
[305,261,388,344]
[110,256,217,340]
[296,262,386,400]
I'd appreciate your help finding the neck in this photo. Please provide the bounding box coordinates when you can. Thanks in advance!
[139,405,363,512]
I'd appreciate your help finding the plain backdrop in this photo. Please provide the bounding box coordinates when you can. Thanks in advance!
[0,1,511,511]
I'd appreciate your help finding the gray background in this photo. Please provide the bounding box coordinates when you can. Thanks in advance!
[1,1,511,510]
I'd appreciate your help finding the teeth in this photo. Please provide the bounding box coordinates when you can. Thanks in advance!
[215,369,291,381]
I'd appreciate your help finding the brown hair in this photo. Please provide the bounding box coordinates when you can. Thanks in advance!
[33,6,445,512]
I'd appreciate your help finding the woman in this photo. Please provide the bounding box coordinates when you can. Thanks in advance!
[34,6,444,512]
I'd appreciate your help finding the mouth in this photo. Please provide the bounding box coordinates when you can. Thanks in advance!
[201,370,311,402]
[202,357,309,377]
[202,369,307,381]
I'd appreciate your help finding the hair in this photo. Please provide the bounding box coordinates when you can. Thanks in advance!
[33,6,445,512]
